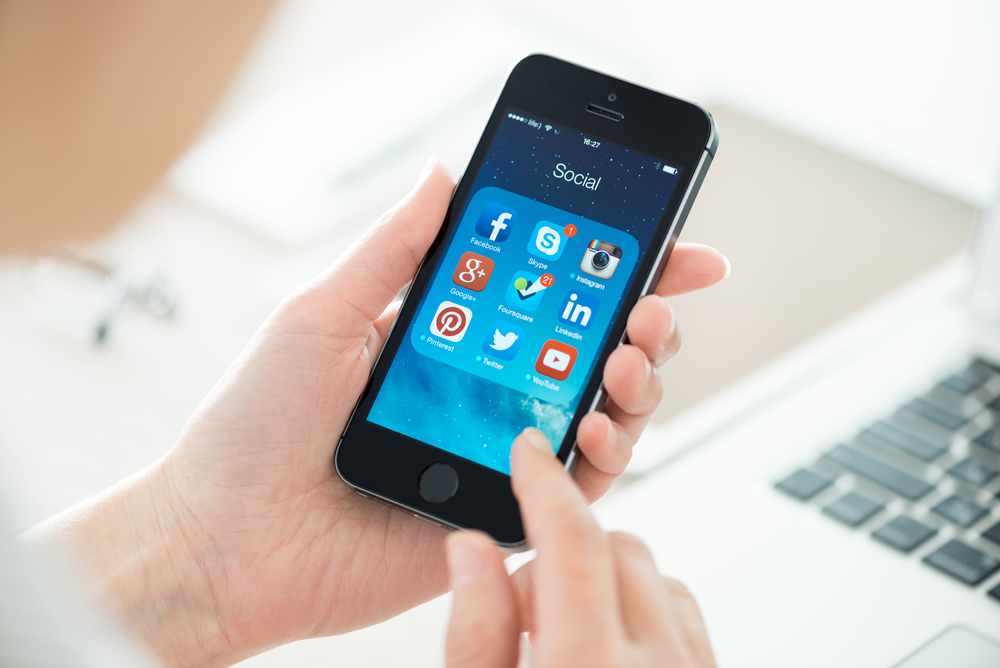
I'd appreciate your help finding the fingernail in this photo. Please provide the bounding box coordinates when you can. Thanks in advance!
[448,534,486,588]
[722,255,732,280]
[602,413,617,446]
[664,302,678,340]
[519,427,551,453]
[417,156,437,185]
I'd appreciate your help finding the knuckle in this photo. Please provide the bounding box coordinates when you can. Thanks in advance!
[610,531,655,559]
[662,576,695,601]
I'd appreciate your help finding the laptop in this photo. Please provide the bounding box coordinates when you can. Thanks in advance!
[596,193,1000,664]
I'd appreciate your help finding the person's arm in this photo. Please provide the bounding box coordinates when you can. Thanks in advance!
[445,427,716,668]
[22,466,225,666]
[0,0,275,248]
[23,161,728,668]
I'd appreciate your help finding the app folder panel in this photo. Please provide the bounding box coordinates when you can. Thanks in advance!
[411,187,638,405]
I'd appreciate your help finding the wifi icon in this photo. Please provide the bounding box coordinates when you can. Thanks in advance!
[545,125,553,132]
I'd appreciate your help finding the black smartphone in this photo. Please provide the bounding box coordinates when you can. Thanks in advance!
[336,54,717,549]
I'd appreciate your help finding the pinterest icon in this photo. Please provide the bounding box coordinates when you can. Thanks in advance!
[430,301,473,342]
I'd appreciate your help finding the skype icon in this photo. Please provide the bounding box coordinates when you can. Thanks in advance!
[529,221,565,260]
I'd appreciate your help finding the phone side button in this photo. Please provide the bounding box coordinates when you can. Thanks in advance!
[418,463,460,503]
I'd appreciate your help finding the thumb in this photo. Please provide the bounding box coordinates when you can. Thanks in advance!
[288,158,454,336]
[446,531,521,668]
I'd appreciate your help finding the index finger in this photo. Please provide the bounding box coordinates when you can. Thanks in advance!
[509,428,622,642]
[653,243,729,297]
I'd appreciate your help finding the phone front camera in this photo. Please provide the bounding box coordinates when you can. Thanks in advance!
[607,93,617,102]
[592,250,610,269]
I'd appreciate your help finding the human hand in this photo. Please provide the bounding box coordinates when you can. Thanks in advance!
[446,428,716,668]
[27,158,727,667]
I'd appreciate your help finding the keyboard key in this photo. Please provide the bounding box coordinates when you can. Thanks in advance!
[941,375,978,395]
[959,360,998,386]
[823,444,934,500]
[823,492,883,527]
[862,420,946,462]
[924,539,1000,585]
[948,459,998,487]
[977,428,1000,453]
[926,385,982,418]
[775,469,833,501]
[872,516,937,553]
[932,495,989,527]
[990,583,1000,604]
[983,521,1000,547]
[891,411,954,448]
[904,397,968,431]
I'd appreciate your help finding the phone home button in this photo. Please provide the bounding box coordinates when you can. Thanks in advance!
[418,463,459,503]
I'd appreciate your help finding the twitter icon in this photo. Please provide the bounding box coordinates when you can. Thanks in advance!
[482,320,525,362]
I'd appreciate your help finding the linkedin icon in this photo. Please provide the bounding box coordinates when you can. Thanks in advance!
[557,290,600,330]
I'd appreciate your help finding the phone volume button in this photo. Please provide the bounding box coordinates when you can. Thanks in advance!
[564,447,579,473]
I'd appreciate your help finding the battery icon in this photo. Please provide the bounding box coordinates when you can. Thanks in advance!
[662,164,678,175]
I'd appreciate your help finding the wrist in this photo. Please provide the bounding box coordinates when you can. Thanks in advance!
[23,457,235,668]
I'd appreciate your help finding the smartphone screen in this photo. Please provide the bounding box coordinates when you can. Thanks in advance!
[366,108,683,474]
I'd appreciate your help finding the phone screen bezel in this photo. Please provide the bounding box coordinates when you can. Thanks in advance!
[335,54,715,546]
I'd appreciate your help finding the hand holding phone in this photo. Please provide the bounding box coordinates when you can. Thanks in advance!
[337,55,721,547]
[445,428,717,668]
[42,159,725,666]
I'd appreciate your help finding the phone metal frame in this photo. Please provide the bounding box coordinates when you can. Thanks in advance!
[335,54,718,550]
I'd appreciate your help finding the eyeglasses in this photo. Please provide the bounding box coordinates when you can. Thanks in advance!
[21,248,177,344]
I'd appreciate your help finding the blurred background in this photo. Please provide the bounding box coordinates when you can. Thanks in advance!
[0,1,998,665]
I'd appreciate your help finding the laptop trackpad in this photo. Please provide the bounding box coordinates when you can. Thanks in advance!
[893,627,1000,668]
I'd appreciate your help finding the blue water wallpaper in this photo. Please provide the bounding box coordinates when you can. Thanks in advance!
[368,110,681,474]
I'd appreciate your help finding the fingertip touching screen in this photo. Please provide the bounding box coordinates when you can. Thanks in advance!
[368,109,682,474]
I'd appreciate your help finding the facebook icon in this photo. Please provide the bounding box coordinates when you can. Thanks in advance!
[474,203,516,243]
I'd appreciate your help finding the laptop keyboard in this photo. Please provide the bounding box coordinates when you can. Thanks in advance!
[776,359,1000,600]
